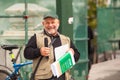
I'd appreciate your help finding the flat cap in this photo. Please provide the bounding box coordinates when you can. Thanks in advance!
[43,13,58,19]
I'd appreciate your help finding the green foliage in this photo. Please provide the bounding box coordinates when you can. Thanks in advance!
[88,0,97,29]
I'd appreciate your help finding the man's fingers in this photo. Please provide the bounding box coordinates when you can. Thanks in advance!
[40,47,50,56]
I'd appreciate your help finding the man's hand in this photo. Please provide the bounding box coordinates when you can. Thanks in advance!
[67,48,75,55]
[40,47,50,56]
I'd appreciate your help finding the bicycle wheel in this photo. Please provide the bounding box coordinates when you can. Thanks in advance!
[0,70,10,80]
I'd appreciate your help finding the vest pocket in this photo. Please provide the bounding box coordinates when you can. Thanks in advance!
[35,62,53,79]
[36,62,51,75]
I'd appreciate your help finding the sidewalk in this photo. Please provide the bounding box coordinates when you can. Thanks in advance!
[88,52,120,80]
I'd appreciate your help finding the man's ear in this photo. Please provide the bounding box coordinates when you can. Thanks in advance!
[56,19,60,27]
[42,21,44,25]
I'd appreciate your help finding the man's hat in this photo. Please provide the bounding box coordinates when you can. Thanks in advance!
[43,13,58,19]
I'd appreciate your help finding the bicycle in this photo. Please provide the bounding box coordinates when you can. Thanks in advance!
[0,45,32,80]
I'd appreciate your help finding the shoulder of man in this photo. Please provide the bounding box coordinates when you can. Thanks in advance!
[59,34,71,42]
[35,30,44,37]
[60,34,70,39]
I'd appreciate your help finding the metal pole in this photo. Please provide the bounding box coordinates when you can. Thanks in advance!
[24,0,28,45]
[20,0,29,80]
[0,16,23,18]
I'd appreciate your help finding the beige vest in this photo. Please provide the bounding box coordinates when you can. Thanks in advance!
[33,32,71,80]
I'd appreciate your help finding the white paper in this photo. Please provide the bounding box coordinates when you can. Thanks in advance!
[51,61,62,77]
[51,50,75,78]
[51,61,57,76]
[55,44,69,60]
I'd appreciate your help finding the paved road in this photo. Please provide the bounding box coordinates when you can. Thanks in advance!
[88,56,120,80]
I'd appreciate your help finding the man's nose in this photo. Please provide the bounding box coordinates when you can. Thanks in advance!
[49,23,54,28]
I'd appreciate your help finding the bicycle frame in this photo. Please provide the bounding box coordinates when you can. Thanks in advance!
[1,45,32,80]
[5,61,32,80]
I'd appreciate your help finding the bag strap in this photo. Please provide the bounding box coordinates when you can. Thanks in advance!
[30,56,43,80]
[30,38,56,80]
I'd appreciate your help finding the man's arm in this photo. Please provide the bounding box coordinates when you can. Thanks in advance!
[24,34,41,60]
[70,40,80,62]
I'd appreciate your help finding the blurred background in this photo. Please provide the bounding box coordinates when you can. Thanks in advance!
[0,0,120,80]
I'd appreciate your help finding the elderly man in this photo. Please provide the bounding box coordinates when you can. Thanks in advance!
[24,13,80,80]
